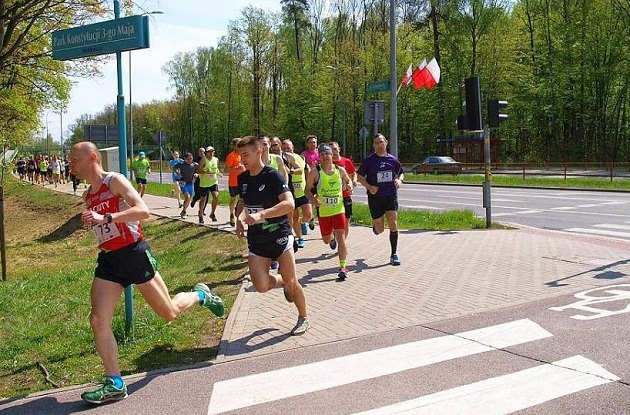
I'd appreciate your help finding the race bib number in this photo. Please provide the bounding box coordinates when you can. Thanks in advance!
[322,197,339,206]
[240,206,265,225]
[93,223,121,245]
[377,171,393,183]
[293,182,303,190]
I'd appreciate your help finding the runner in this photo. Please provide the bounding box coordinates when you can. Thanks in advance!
[174,152,198,220]
[196,146,221,224]
[301,134,319,233]
[132,151,151,197]
[282,139,312,249]
[169,151,183,208]
[330,141,357,238]
[356,134,405,266]
[69,141,224,405]
[235,136,309,335]
[305,144,353,280]
[225,138,246,227]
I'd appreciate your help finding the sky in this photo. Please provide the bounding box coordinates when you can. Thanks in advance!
[44,0,283,146]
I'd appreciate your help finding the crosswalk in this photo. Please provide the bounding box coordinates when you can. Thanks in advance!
[565,221,630,239]
[207,319,617,414]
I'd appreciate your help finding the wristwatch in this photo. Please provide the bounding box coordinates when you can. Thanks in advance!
[104,213,113,224]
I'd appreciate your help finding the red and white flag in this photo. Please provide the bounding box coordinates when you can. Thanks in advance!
[411,59,428,89]
[400,63,413,87]
[417,57,441,89]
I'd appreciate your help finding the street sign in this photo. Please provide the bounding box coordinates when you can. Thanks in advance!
[52,15,150,60]
[84,124,119,145]
[359,126,369,140]
[363,101,385,124]
[367,80,390,94]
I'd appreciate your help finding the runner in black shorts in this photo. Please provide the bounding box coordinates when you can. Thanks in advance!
[235,135,309,335]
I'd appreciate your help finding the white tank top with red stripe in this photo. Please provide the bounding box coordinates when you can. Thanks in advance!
[85,172,143,251]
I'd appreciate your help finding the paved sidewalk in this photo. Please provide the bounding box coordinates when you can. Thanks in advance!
[52,181,630,362]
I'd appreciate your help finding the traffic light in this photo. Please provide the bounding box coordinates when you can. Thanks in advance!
[487,99,508,128]
[464,77,483,131]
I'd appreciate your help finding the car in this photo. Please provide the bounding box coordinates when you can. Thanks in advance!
[411,156,462,175]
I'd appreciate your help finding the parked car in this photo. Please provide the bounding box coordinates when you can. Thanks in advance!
[411,156,462,175]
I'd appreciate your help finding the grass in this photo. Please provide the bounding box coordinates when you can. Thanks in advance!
[406,172,630,191]
[0,177,248,399]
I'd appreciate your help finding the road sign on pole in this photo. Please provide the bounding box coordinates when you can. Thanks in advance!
[367,81,390,94]
[52,15,150,60]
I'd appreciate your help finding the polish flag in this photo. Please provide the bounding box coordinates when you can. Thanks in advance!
[400,63,413,87]
[417,57,441,89]
[411,59,427,89]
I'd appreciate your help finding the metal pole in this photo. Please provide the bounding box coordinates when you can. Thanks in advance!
[60,110,63,157]
[114,0,133,336]
[389,0,398,158]
[159,130,163,184]
[129,51,134,180]
[0,186,6,281]
[483,128,492,229]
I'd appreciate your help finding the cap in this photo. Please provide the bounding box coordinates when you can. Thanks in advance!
[205,146,215,152]
[318,144,332,154]
[139,151,145,157]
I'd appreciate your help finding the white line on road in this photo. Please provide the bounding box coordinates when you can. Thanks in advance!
[593,223,630,231]
[564,227,630,239]
[207,319,552,415]
[351,355,618,415]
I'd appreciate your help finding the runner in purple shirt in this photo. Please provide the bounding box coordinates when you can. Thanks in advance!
[356,134,404,266]
[301,134,319,232]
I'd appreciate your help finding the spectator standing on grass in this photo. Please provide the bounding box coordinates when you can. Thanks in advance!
[235,136,309,335]
[69,141,224,405]
[132,151,150,197]
[356,134,404,266]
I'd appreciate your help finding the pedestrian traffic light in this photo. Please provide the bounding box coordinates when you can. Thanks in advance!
[464,77,483,131]
[487,99,508,128]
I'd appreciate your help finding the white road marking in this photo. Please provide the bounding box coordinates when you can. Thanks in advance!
[593,223,630,231]
[565,227,630,239]
[515,210,544,214]
[207,319,552,414]
[550,206,576,210]
[351,355,618,415]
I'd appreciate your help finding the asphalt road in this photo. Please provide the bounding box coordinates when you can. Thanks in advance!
[5,284,630,415]
[147,172,630,240]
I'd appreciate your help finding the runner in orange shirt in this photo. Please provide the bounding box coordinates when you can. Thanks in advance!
[225,137,246,226]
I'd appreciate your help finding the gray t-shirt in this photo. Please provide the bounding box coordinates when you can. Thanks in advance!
[176,162,197,183]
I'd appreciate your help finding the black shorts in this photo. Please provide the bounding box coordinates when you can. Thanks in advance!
[229,186,239,197]
[197,184,218,198]
[135,177,147,185]
[95,240,157,287]
[343,196,353,219]
[367,194,398,219]
[248,233,294,259]
[294,195,309,208]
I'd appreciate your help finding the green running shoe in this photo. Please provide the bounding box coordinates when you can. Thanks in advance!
[81,378,128,404]
[194,283,225,317]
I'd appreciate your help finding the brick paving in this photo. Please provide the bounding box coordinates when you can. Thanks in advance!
[53,182,630,363]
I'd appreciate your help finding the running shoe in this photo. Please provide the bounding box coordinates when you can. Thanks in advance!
[372,225,378,235]
[210,213,217,222]
[190,197,197,207]
[329,238,337,251]
[293,238,299,253]
[290,316,310,335]
[229,214,236,227]
[270,260,279,270]
[390,254,401,266]
[193,283,225,317]
[179,203,183,208]
[180,210,187,219]
[81,378,128,404]
[308,219,315,230]
[301,223,308,235]
[283,286,294,303]
[198,215,204,224]
[297,238,305,249]
[337,267,348,281]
